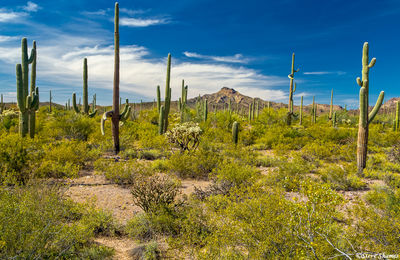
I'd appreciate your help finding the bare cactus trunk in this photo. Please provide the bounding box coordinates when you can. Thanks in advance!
[112,2,120,154]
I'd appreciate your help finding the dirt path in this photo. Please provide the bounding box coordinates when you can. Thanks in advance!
[64,169,210,259]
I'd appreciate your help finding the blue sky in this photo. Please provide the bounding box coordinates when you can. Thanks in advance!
[0,0,399,107]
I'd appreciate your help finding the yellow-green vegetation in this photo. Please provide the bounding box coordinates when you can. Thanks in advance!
[1,101,400,258]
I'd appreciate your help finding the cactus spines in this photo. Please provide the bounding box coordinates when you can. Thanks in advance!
[299,96,303,125]
[329,89,333,120]
[72,58,97,117]
[17,38,38,138]
[158,105,165,135]
[232,121,239,145]
[101,2,131,154]
[356,42,384,174]
[395,101,400,131]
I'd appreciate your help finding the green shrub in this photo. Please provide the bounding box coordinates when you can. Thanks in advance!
[44,113,96,141]
[167,144,221,179]
[0,133,38,184]
[0,184,114,259]
[211,159,259,187]
[94,159,152,185]
[130,174,181,213]
[318,163,366,190]
[34,140,100,178]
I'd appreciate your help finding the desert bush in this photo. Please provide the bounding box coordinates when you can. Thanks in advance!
[34,140,100,178]
[211,159,259,187]
[166,122,202,153]
[122,149,164,160]
[176,181,348,259]
[0,133,39,184]
[167,143,221,179]
[0,184,114,259]
[44,113,96,141]
[94,159,152,184]
[273,155,312,191]
[131,174,181,213]
[318,163,366,190]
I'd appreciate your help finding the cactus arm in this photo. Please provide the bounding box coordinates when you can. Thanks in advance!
[89,109,97,118]
[30,92,39,109]
[159,105,165,134]
[356,77,362,87]
[368,58,376,68]
[120,106,131,121]
[101,110,113,135]
[368,91,384,124]
[27,48,35,64]
[72,92,80,113]
[119,99,130,120]
[26,95,32,110]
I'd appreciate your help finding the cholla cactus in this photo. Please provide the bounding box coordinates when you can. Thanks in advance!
[165,122,202,153]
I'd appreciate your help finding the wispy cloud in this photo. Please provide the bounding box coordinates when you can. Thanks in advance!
[0,35,19,42]
[120,8,148,16]
[120,17,169,27]
[81,9,107,16]
[21,1,40,12]
[0,9,27,22]
[183,51,251,64]
[303,71,346,75]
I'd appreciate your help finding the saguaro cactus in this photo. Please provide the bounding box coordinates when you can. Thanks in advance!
[0,94,5,114]
[329,89,333,120]
[232,121,239,145]
[72,58,97,117]
[203,99,208,121]
[158,105,165,134]
[395,101,399,131]
[101,2,131,154]
[49,90,52,112]
[332,111,337,127]
[156,85,161,112]
[17,38,38,138]
[299,96,303,125]
[287,53,300,124]
[356,42,384,174]
[311,96,317,124]
[157,54,172,134]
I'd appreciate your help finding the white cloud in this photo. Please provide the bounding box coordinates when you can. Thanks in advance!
[0,35,18,42]
[183,51,251,64]
[120,17,169,27]
[0,29,290,103]
[0,9,27,22]
[120,8,147,16]
[22,1,40,12]
[81,10,107,16]
[303,71,346,75]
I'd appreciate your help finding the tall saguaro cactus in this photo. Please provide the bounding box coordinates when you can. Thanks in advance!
[101,2,131,154]
[1,94,5,114]
[395,101,399,131]
[232,121,239,145]
[158,54,172,134]
[287,53,299,125]
[72,58,97,117]
[17,38,38,138]
[329,89,333,120]
[356,42,385,174]
[299,96,303,125]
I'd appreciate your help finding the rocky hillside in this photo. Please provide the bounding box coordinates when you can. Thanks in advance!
[187,87,342,113]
